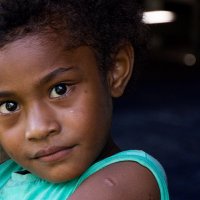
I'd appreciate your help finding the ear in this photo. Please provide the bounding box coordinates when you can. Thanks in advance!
[107,43,134,97]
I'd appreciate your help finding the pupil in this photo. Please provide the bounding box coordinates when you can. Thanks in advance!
[55,84,67,95]
[6,102,17,111]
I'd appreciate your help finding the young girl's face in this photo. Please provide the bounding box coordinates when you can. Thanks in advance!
[0,34,113,182]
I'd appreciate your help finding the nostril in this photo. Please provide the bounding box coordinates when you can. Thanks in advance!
[48,122,61,135]
[47,121,62,138]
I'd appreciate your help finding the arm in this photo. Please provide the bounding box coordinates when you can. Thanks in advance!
[69,162,160,200]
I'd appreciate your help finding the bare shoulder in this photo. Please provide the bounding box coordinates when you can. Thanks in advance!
[69,161,160,200]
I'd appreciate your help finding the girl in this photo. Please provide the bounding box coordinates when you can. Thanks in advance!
[0,0,169,199]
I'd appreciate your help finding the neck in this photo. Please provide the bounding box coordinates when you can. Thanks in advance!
[96,137,120,162]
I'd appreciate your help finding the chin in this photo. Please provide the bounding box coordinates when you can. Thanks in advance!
[40,170,81,183]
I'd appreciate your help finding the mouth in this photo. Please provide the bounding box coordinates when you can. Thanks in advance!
[33,146,75,163]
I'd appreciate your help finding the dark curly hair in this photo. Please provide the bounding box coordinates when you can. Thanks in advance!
[0,0,146,73]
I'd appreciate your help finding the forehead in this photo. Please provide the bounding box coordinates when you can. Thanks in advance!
[0,34,99,87]
[0,36,60,81]
[0,33,95,66]
[0,29,84,58]
[0,32,70,58]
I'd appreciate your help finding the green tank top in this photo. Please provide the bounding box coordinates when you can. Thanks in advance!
[0,150,169,200]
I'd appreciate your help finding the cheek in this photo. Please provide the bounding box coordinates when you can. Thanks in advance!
[0,114,22,139]
[60,96,112,142]
[0,123,24,157]
[59,92,109,127]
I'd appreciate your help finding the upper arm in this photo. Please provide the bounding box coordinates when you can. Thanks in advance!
[69,161,160,200]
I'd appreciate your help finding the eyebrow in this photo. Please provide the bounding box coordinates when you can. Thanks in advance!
[0,91,14,99]
[39,66,77,85]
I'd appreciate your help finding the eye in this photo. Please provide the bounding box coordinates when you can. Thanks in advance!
[0,101,19,115]
[50,83,69,98]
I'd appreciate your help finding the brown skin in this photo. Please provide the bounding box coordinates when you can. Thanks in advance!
[0,34,160,199]
[69,162,160,200]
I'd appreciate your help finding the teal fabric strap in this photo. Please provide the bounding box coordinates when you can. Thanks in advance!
[0,159,22,189]
[0,150,170,200]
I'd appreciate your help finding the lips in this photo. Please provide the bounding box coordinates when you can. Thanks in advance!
[33,146,74,162]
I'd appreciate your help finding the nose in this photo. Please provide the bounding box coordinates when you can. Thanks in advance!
[25,102,61,141]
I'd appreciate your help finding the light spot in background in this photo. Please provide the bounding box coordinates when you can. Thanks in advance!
[143,11,176,24]
[183,53,197,66]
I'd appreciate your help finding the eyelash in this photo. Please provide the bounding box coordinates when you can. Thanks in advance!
[0,101,20,115]
[49,82,73,99]
[0,83,74,115]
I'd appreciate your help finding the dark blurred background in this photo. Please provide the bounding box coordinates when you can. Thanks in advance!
[112,1,200,200]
